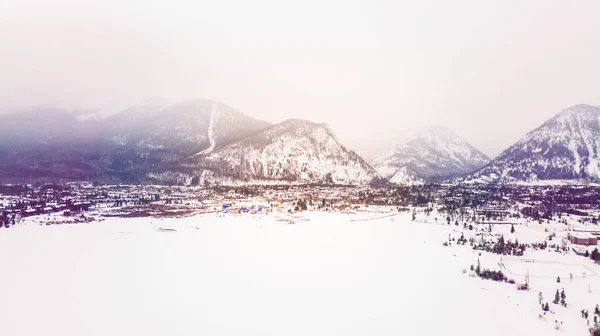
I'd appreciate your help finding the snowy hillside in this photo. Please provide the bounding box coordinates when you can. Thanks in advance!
[104,98,271,153]
[177,119,381,185]
[372,126,490,184]
[467,104,600,183]
[0,98,271,183]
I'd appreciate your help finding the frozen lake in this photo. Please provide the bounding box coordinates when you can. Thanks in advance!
[0,212,592,335]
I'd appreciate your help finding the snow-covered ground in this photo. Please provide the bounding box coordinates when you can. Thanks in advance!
[1,211,598,335]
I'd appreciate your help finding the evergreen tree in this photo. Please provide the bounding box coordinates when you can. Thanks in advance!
[511,224,515,233]
[538,292,544,305]
[554,290,560,304]
[592,248,600,262]
[557,276,561,283]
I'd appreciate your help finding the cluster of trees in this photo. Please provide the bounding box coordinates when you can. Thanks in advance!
[477,268,507,282]
[294,199,308,211]
[443,233,468,246]
[587,305,600,336]
[539,289,569,313]
[0,211,15,228]
[470,260,508,282]
[552,288,567,307]
[456,234,468,245]
[472,235,526,256]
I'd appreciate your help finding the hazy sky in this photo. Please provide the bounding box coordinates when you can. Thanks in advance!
[1,0,599,158]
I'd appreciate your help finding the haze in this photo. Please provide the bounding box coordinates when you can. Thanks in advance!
[1,0,599,159]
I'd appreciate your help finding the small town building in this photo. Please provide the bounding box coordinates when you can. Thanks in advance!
[568,232,598,246]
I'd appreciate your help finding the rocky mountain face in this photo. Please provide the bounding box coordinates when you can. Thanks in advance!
[0,100,380,185]
[102,98,270,155]
[467,104,600,183]
[372,126,490,184]
[154,119,382,186]
[0,99,270,183]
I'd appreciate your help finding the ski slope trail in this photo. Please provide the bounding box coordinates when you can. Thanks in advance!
[196,103,218,156]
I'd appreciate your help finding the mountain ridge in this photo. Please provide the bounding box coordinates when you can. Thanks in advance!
[465,104,600,184]
[372,126,490,184]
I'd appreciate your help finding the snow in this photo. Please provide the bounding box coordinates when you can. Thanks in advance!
[470,104,600,183]
[195,103,219,156]
[1,212,598,335]
[372,125,490,184]
[195,120,378,185]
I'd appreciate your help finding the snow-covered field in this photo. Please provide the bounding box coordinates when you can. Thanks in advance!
[1,212,598,335]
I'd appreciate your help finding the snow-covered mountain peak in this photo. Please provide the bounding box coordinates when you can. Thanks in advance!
[467,104,600,183]
[178,118,380,185]
[372,125,490,184]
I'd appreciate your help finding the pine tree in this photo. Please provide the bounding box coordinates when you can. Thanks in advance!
[561,289,566,300]
[557,276,561,283]
[538,292,544,305]
[511,224,515,233]
[554,290,560,304]
[592,248,600,262]
[544,303,550,312]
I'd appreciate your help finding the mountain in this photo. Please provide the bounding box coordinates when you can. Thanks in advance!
[0,100,379,186]
[102,98,271,155]
[467,104,600,184]
[0,99,271,184]
[372,126,490,184]
[154,119,382,186]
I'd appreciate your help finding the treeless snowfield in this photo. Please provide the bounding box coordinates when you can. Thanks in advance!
[0,212,596,335]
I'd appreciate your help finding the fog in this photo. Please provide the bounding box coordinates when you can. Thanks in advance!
[1,0,599,158]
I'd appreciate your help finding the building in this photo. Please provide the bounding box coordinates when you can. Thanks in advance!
[568,232,598,246]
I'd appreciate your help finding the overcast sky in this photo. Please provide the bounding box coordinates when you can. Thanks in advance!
[1,0,599,158]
